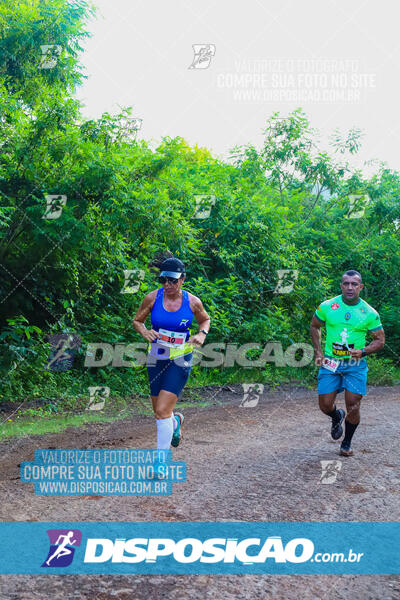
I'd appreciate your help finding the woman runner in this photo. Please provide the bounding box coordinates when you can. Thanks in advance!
[133,256,210,451]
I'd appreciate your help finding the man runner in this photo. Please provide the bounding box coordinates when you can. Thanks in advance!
[310,270,385,456]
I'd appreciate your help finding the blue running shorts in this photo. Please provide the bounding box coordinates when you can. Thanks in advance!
[146,353,193,397]
[318,358,368,396]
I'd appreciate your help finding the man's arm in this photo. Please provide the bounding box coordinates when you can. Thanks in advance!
[310,314,325,366]
[349,328,385,359]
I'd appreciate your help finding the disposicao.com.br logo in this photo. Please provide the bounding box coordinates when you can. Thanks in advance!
[0,522,393,574]
[82,536,362,565]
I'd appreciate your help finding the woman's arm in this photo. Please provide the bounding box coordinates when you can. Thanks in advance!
[132,291,160,342]
[188,294,210,347]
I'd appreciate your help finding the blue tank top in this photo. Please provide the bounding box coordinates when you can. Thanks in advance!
[149,288,194,358]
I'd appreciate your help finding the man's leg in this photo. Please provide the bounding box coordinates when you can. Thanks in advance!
[340,390,362,456]
[318,391,338,416]
[319,391,346,440]
[318,366,346,440]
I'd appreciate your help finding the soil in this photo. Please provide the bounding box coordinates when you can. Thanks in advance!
[0,384,399,599]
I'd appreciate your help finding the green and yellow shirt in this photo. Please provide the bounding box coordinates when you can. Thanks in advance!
[314,294,383,359]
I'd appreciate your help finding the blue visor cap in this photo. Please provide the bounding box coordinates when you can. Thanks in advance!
[160,271,184,278]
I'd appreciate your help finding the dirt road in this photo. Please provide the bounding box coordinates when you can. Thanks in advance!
[0,384,399,599]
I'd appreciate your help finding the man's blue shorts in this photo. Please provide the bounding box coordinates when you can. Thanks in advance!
[318,358,368,396]
[146,353,193,397]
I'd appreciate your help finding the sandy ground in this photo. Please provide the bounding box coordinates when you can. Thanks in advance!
[0,384,399,599]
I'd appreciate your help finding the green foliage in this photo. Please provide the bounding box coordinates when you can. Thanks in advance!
[1,0,399,406]
[365,356,400,386]
[0,0,94,103]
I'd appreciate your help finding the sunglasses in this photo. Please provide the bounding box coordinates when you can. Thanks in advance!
[159,276,181,284]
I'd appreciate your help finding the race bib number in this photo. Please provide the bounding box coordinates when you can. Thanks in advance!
[157,328,186,348]
[332,342,354,357]
[323,358,340,372]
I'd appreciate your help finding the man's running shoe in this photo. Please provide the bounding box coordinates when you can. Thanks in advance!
[340,441,354,457]
[171,413,184,448]
[331,408,345,440]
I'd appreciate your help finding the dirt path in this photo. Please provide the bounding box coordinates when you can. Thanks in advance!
[0,385,399,599]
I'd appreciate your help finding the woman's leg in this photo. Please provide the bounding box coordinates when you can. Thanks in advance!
[153,390,178,419]
[149,354,192,449]
[153,390,178,449]
[147,356,174,449]
[150,395,158,414]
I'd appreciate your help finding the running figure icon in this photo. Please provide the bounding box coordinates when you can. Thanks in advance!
[45,531,77,566]
[340,328,350,349]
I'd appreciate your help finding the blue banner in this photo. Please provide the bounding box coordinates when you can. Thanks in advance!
[0,522,398,574]
[20,449,186,496]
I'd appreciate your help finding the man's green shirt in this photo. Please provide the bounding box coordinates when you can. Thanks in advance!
[314,294,383,359]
